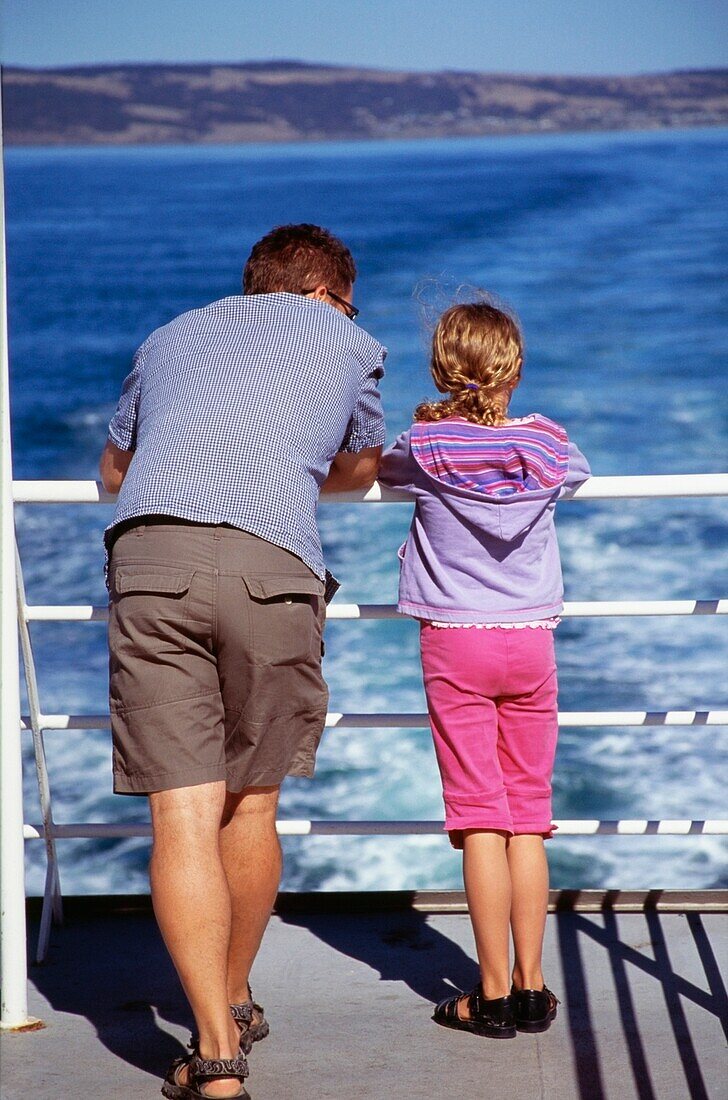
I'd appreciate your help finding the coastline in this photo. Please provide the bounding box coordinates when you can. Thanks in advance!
[4,122,727,161]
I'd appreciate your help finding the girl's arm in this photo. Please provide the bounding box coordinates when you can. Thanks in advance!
[377,429,418,494]
[560,440,591,496]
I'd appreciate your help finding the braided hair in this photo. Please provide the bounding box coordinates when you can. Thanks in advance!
[414,302,523,427]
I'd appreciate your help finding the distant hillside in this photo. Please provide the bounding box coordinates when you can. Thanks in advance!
[3,61,727,146]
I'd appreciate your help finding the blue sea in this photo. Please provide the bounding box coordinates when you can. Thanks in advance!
[7,128,727,896]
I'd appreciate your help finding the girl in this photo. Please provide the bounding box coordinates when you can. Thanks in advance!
[378,301,590,1039]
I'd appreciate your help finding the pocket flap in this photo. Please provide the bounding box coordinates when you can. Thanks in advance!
[115,570,193,596]
[243,574,323,601]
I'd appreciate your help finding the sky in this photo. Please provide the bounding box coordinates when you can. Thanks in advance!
[0,0,726,74]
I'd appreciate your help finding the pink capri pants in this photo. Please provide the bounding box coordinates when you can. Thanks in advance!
[420,622,559,849]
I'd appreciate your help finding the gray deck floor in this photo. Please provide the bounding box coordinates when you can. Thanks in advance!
[2,902,726,1100]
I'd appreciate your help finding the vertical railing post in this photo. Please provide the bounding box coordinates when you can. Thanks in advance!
[0,81,36,1030]
[15,546,63,963]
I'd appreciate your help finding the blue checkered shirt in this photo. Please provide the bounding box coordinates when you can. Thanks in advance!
[106,293,387,579]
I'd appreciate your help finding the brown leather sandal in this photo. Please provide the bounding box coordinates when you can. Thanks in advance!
[189,987,269,1061]
[161,1050,250,1099]
[231,985,269,1055]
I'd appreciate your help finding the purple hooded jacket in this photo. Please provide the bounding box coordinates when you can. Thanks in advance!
[378,414,591,623]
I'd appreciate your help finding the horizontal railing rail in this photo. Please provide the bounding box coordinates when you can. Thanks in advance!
[21,599,728,621]
[20,710,728,730]
[23,819,728,839]
[12,472,728,503]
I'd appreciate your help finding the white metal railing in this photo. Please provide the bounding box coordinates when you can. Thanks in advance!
[1,92,37,1031]
[11,472,728,503]
[19,600,728,621]
[5,477,728,1026]
[22,819,728,839]
[15,548,63,964]
[18,709,728,730]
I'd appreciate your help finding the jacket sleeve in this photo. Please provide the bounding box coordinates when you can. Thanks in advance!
[559,440,591,497]
[377,429,418,495]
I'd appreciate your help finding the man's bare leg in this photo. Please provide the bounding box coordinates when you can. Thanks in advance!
[507,834,549,991]
[149,781,242,1099]
[219,786,282,1005]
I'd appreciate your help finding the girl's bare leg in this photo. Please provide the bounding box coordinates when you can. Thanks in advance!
[507,833,549,990]
[458,829,512,1014]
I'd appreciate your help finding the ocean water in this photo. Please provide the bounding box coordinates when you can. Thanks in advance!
[7,128,727,896]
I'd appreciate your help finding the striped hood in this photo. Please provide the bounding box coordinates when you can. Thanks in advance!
[408,414,572,542]
[378,414,590,622]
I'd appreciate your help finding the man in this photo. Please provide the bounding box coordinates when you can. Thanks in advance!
[100,224,386,1100]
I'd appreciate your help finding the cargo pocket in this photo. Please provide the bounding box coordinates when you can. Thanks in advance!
[110,567,194,627]
[242,573,324,666]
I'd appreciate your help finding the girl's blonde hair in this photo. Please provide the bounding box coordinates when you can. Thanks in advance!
[414,302,523,427]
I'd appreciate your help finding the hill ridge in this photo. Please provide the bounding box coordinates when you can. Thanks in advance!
[3,61,726,146]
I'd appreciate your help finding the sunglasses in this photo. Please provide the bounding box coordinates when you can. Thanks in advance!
[301,287,359,321]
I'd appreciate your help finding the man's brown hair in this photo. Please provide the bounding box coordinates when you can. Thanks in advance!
[243,223,357,296]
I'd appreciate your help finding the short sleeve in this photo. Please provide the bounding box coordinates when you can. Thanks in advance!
[108,350,142,451]
[378,429,418,494]
[339,349,386,454]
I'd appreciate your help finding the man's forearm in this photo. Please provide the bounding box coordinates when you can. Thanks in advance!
[320,467,376,493]
[99,439,134,494]
[320,447,382,494]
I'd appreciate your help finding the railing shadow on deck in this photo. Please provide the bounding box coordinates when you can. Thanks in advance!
[278,900,727,1100]
[555,908,726,1100]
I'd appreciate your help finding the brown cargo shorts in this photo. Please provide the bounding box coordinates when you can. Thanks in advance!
[108,520,329,795]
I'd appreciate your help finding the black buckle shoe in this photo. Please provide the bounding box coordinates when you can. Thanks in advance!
[433,984,517,1039]
[511,984,559,1033]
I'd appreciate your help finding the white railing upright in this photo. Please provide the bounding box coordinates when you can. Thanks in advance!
[15,547,63,964]
[0,86,37,1032]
